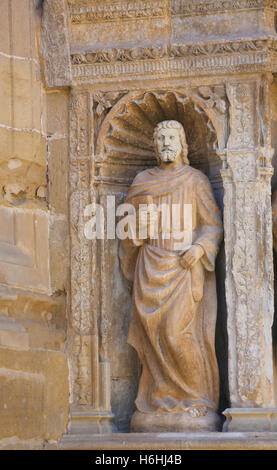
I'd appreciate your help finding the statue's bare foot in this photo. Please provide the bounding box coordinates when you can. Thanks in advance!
[188,406,208,417]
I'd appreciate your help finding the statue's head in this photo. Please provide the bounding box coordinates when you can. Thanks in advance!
[153,120,189,166]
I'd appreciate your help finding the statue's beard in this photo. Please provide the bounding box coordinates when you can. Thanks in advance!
[159,148,178,162]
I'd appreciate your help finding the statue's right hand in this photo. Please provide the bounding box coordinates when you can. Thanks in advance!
[137,208,159,228]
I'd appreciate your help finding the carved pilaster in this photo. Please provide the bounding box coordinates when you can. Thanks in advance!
[41,0,72,87]
[64,88,114,438]
[69,89,94,406]
[222,77,277,431]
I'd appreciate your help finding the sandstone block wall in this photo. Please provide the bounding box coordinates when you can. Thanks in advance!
[0,0,69,445]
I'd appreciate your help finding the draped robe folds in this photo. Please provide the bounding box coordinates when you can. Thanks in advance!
[119,164,223,414]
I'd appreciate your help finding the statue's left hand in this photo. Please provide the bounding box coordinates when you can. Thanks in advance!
[180,244,204,270]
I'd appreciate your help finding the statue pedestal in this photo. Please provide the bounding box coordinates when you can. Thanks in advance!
[223,408,277,432]
[131,410,222,433]
[66,405,115,435]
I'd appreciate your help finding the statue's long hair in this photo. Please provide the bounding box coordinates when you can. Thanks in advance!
[153,120,189,165]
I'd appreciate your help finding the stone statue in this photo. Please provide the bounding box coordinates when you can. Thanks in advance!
[119,120,223,432]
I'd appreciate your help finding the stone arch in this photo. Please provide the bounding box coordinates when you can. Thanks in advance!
[95,89,228,206]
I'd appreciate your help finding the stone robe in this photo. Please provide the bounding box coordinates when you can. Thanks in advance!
[119,164,223,414]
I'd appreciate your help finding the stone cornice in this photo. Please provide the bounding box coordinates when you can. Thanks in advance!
[69,1,165,23]
[71,38,277,82]
[71,39,277,65]
[170,0,277,16]
[68,0,277,24]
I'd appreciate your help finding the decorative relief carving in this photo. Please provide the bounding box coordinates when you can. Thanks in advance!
[93,91,127,141]
[227,82,257,149]
[71,39,277,81]
[41,0,72,87]
[68,0,277,23]
[69,88,95,407]
[69,158,91,191]
[70,90,91,156]
[73,334,92,405]
[69,91,93,333]
[170,0,277,15]
[71,39,275,65]
[233,182,263,404]
[222,80,275,407]
[69,1,165,23]
[70,190,92,334]
[185,85,228,151]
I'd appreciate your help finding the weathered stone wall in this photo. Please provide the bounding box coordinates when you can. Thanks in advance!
[0,0,69,445]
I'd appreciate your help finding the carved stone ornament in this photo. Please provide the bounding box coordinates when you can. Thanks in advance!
[42,0,72,86]
[71,39,277,83]
[221,77,277,431]
[67,88,114,434]
[69,0,165,23]
[68,0,277,23]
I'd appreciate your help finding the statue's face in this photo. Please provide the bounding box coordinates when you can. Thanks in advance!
[156,127,183,164]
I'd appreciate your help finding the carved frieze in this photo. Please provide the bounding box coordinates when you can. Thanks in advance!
[68,0,277,24]
[69,1,165,23]
[71,39,277,82]
[71,39,276,65]
[170,0,277,16]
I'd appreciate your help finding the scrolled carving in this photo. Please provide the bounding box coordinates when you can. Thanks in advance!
[93,91,127,144]
[71,39,276,66]
[68,0,277,21]
[222,79,275,408]
[70,90,91,156]
[170,0,277,15]
[69,1,165,23]
[186,85,228,151]
[71,39,277,82]
[93,91,126,117]
[73,334,92,405]
[41,0,72,87]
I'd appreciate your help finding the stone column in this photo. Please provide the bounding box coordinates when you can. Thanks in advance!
[222,76,277,431]
[65,88,114,438]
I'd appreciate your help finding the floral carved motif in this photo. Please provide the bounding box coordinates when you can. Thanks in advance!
[71,39,277,82]
[70,1,165,23]
[68,0,277,23]
[170,0,277,15]
[70,90,91,156]
[71,39,276,65]
[222,80,275,407]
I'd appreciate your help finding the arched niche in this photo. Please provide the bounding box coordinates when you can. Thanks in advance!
[95,89,226,207]
[93,89,228,431]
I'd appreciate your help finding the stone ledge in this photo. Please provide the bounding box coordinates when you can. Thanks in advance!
[57,432,277,450]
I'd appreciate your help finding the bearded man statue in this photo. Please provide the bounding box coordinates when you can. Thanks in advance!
[119,120,223,432]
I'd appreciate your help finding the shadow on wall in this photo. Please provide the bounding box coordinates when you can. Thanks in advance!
[34,0,44,10]
[272,252,277,405]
